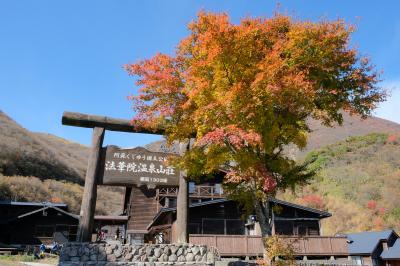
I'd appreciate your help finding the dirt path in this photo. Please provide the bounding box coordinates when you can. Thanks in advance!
[19,262,56,266]
[0,261,57,266]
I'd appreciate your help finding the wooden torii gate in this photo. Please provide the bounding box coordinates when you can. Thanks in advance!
[62,111,189,243]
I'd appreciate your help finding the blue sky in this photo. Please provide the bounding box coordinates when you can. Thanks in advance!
[1,0,399,147]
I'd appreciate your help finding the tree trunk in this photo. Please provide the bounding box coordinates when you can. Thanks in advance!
[254,198,273,264]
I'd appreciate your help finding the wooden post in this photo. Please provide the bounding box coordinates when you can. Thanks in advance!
[176,141,189,243]
[77,127,105,242]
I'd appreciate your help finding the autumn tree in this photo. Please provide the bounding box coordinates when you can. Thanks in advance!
[125,11,385,245]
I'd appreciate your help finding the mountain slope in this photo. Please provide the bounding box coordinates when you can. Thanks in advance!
[299,112,400,156]
[33,133,89,179]
[0,110,88,183]
[281,133,400,234]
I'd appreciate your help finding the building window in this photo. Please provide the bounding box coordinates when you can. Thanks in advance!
[351,256,363,265]
[169,198,177,208]
[202,219,225,234]
[189,223,201,234]
[308,225,319,236]
[189,182,196,194]
[201,219,245,235]
[275,220,294,235]
[68,225,78,241]
[297,226,307,236]
[226,219,245,235]
[275,220,320,236]
[36,225,54,237]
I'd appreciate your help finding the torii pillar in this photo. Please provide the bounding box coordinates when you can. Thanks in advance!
[176,142,189,243]
[76,127,104,242]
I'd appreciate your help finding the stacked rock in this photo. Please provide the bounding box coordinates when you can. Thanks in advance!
[59,242,217,266]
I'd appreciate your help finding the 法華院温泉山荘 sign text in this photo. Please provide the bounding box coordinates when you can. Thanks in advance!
[97,146,180,187]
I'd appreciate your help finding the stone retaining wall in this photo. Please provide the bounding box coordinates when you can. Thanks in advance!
[59,242,217,266]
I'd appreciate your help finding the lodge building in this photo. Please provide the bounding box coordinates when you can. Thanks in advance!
[124,185,331,244]
[121,182,350,260]
[0,201,127,249]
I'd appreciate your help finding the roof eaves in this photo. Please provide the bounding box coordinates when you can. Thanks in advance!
[269,198,331,218]
[5,206,78,223]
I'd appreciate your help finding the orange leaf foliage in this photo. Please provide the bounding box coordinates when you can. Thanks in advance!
[126,11,386,197]
[51,196,62,203]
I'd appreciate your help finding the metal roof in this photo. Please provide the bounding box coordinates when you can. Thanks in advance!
[269,198,331,218]
[0,200,67,208]
[381,238,400,260]
[347,230,396,255]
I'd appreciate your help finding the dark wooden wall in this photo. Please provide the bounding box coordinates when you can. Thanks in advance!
[188,201,245,235]
[386,260,400,266]
[0,208,78,245]
[189,201,243,221]
[274,220,320,236]
[273,204,321,236]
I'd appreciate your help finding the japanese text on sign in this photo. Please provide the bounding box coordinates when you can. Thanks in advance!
[98,146,180,187]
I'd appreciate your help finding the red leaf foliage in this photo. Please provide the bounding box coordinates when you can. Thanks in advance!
[301,194,324,209]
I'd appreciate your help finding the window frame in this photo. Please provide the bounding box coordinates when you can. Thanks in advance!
[201,218,245,235]
[35,225,55,238]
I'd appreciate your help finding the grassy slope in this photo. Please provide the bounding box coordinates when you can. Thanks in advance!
[281,133,400,234]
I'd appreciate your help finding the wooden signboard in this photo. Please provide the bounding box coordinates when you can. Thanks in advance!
[97,146,180,187]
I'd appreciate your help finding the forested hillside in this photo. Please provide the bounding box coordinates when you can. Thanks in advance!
[0,110,123,215]
[282,133,400,234]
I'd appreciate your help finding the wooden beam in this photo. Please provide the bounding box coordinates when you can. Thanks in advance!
[175,141,189,243]
[62,111,165,134]
[77,127,105,242]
